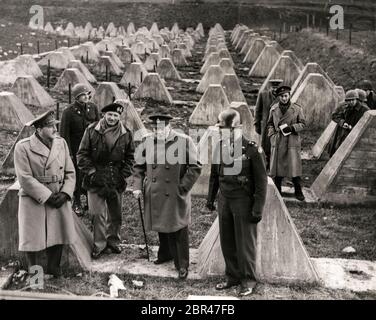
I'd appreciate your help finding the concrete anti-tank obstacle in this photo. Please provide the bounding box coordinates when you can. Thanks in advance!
[84,22,93,34]
[160,45,171,59]
[236,30,252,51]
[243,38,266,64]
[196,23,205,37]
[0,125,34,175]
[91,82,128,110]
[169,40,178,52]
[219,58,236,75]
[71,42,100,63]
[172,49,188,67]
[335,86,345,102]
[102,51,125,69]
[12,76,55,109]
[248,45,280,78]
[116,46,138,65]
[230,101,257,142]
[57,47,76,62]
[218,49,234,66]
[0,92,34,131]
[120,62,149,88]
[115,99,147,137]
[233,28,246,47]
[94,56,122,76]
[132,41,149,56]
[15,55,43,79]
[95,39,117,53]
[311,121,337,159]
[127,22,136,35]
[53,68,94,93]
[178,43,192,58]
[150,22,159,35]
[0,181,93,271]
[44,22,54,33]
[190,84,230,125]
[144,52,161,72]
[221,73,247,104]
[200,52,220,74]
[196,65,225,94]
[0,60,29,86]
[291,73,340,129]
[67,60,97,84]
[203,45,217,62]
[153,35,164,46]
[38,51,69,70]
[198,177,320,284]
[311,110,376,206]
[259,55,301,93]
[105,22,116,36]
[156,58,181,81]
[240,33,259,56]
[280,50,303,70]
[133,73,173,104]
[291,62,335,94]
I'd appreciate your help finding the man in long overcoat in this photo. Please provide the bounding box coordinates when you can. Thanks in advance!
[266,85,306,201]
[359,79,376,110]
[14,111,76,278]
[133,113,202,280]
[254,79,283,167]
[329,90,369,157]
[77,103,135,259]
[60,83,100,215]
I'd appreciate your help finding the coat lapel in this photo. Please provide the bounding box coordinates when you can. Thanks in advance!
[278,103,295,124]
[29,134,50,158]
[46,138,61,167]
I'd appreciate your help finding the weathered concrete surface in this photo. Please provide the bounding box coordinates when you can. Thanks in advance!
[96,39,117,53]
[67,60,97,84]
[144,52,161,72]
[218,49,234,65]
[172,49,188,67]
[15,55,43,79]
[312,120,337,159]
[12,76,55,109]
[269,41,284,54]
[198,178,320,284]
[230,102,257,141]
[236,30,252,51]
[0,92,34,131]
[221,74,247,104]
[116,99,147,137]
[243,38,266,64]
[103,51,125,69]
[116,46,135,65]
[240,33,256,55]
[312,258,376,293]
[291,62,335,94]
[57,47,76,62]
[94,55,123,76]
[0,60,29,86]
[291,73,340,129]
[280,50,304,70]
[203,45,217,62]
[219,58,236,75]
[159,44,171,59]
[249,45,280,78]
[312,111,376,205]
[53,68,94,93]
[71,42,100,63]
[0,269,13,290]
[190,84,230,125]
[133,73,173,104]
[196,65,225,93]
[200,52,220,74]
[38,51,69,70]
[91,82,128,110]
[156,58,181,81]
[120,62,148,88]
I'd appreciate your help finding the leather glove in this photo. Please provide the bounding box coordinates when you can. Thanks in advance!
[206,201,216,211]
[53,192,70,208]
[46,193,58,207]
[249,214,262,224]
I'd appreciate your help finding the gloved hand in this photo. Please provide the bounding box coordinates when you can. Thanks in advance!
[53,192,70,208]
[206,201,216,211]
[46,193,58,207]
[249,214,262,224]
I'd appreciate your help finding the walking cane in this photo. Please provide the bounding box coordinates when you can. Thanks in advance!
[137,197,150,261]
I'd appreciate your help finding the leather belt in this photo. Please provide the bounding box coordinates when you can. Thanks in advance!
[36,174,64,184]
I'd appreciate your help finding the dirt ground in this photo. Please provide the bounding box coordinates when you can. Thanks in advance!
[0,4,375,299]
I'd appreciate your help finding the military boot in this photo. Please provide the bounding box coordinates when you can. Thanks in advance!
[292,177,305,201]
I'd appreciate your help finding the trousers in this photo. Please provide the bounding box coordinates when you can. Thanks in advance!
[25,244,63,276]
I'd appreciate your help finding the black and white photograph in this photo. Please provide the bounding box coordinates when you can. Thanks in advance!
[0,0,375,306]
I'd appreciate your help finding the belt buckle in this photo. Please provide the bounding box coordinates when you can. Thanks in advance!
[51,175,58,183]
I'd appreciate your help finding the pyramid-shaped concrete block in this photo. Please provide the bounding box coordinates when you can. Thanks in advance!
[178,43,191,58]
[249,45,280,78]
[159,45,171,59]
[311,110,376,205]
[53,68,94,93]
[291,62,335,94]
[0,60,28,86]
[230,102,257,141]
[12,76,55,109]
[260,55,301,92]
[219,58,236,75]
[15,55,43,79]
[132,41,149,56]
[105,22,116,36]
[57,47,76,62]
[94,56,123,76]
[96,39,117,53]
[291,73,340,129]
[190,84,230,125]
[67,60,97,84]
[233,28,246,46]
[156,58,181,80]
[144,52,161,72]
[127,22,136,35]
[335,86,345,102]
[0,92,34,131]
[200,52,220,74]
[196,65,225,93]
[1,125,35,175]
[236,30,252,51]
[71,42,100,63]
[243,38,266,64]
[280,50,303,70]
[172,49,188,67]
[133,73,173,104]
[269,41,284,54]
[311,120,337,159]
[196,23,205,37]
[150,22,159,35]
[153,35,164,46]
[84,22,93,34]
[102,51,125,69]
[240,33,258,56]
[115,99,147,137]
[44,22,54,33]
[38,51,69,70]
[116,46,136,65]
[120,62,149,88]
[221,73,246,104]
[218,49,234,66]
[198,177,320,284]
[91,82,128,110]
[203,45,217,62]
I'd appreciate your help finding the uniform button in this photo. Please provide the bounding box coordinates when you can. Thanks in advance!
[152,164,157,169]
[152,178,156,182]
[165,165,170,169]
[60,166,63,169]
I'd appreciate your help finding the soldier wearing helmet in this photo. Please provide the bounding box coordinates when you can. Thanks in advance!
[358,79,376,110]
[207,109,268,296]
[329,89,369,156]
[60,83,100,216]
